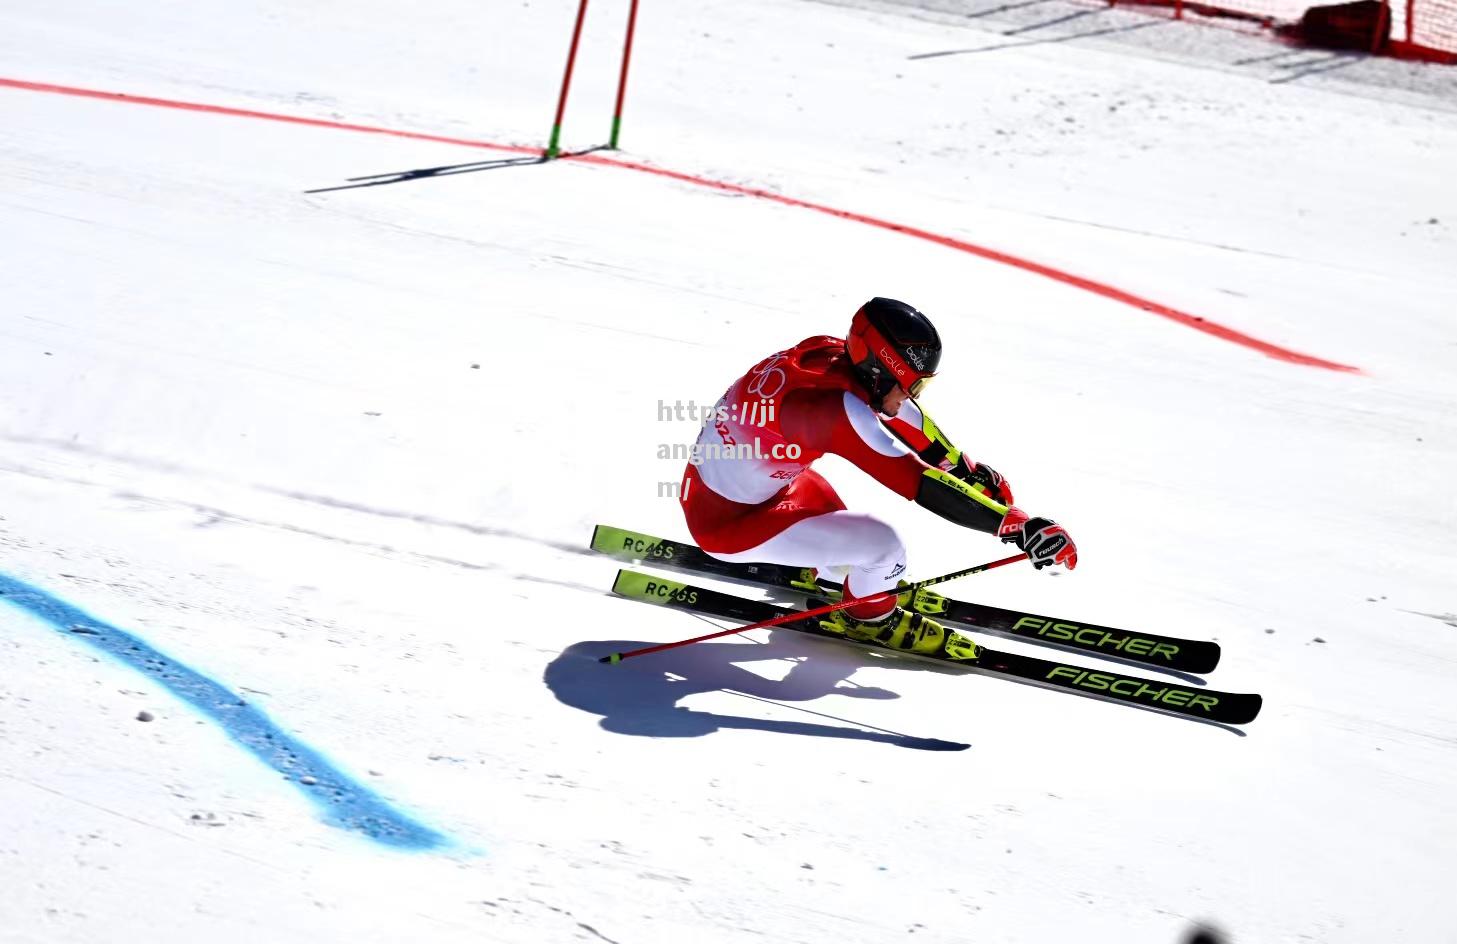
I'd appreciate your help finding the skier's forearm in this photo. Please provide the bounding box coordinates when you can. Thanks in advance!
[914,409,961,467]
[887,400,963,467]
[914,467,1009,534]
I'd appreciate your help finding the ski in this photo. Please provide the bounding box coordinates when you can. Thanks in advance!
[610,569,1261,726]
[591,524,1221,674]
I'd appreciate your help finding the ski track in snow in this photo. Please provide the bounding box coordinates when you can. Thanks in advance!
[1,0,1454,941]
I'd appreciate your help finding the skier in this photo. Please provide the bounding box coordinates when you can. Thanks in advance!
[678,297,1077,659]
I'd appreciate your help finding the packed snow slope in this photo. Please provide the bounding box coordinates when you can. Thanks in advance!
[2,1,1455,942]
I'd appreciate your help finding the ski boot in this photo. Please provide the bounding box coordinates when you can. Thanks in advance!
[819,605,980,662]
[895,582,949,617]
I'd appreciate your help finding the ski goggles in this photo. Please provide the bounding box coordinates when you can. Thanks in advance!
[848,324,936,399]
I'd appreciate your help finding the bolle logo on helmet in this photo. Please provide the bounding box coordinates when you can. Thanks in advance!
[903,345,930,372]
[877,345,910,379]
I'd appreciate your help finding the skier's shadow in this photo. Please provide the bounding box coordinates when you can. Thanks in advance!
[545,634,969,751]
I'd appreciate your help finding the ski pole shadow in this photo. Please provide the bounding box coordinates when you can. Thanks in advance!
[304,145,610,194]
[545,636,969,751]
[908,17,1161,58]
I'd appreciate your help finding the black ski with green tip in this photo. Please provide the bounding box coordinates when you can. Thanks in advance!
[610,569,1262,726]
[591,524,1221,674]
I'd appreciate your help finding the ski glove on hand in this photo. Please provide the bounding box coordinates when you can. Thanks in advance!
[998,507,1078,571]
[947,457,1015,507]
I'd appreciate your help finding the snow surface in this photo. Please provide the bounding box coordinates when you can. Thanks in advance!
[2,1,1456,942]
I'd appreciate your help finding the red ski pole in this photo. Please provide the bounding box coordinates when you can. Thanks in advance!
[608,0,640,149]
[600,552,1028,664]
[545,0,591,159]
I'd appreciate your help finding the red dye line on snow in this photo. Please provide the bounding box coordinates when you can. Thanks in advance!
[0,77,539,156]
[0,76,1360,373]
[569,153,1361,372]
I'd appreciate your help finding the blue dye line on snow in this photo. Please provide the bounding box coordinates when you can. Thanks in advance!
[0,572,448,850]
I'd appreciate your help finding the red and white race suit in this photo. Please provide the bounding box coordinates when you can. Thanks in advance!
[679,336,958,619]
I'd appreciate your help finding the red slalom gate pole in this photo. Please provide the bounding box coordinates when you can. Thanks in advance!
[599,552,1029,664]
[608,0,641,149]
[546,0,591,159]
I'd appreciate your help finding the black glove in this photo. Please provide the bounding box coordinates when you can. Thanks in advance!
[997,508,1078,571]
[947,457,1014,506]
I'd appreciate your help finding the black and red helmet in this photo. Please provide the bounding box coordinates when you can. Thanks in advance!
[846,297,942,406]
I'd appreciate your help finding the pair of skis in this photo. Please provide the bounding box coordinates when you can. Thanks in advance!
[592,524,1262,726]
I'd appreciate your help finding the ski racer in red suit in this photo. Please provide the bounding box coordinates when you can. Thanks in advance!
[679,297,1077,658]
